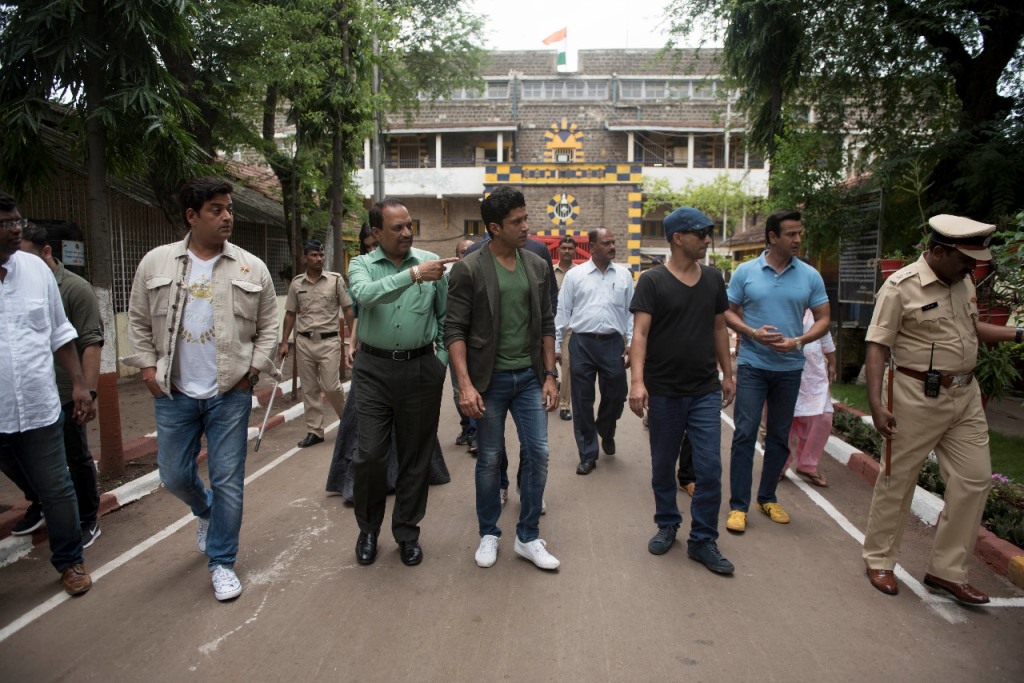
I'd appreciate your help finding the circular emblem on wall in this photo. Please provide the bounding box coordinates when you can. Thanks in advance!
[548,193,579,226]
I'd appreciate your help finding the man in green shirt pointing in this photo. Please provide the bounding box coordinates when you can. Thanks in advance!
[348,198,456,568]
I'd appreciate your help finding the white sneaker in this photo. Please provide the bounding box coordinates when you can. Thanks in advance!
[196,517,210,553]
[211,565,242,601]
[475,535,500,568]
[500,488,508,507]
[514,537,560,570]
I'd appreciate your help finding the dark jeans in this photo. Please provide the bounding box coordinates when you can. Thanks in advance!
[648,392,723,546]
[729,365,803,511]
[353,351,446,542]
[2,402,100,525]
[569,333,627,464]
[0,415,84,571]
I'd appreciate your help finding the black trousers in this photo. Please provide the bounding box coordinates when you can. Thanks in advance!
[0,402,100,524]
[569,333,627,464]
[352,351,446,542]
[677,432,695,486]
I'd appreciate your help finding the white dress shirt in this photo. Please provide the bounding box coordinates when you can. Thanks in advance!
[555,259,634,352]
[0,251,78,433]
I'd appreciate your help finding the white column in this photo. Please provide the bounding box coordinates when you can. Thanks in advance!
[363,139,371,170]
[435,134,442,169]
[627,131,635,163]
[687,133,695,168]
[497,132,504,162]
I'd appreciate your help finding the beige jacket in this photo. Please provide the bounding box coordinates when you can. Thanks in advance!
[121,233,281,396]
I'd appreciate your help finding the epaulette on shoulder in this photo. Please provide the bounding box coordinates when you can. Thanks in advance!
[291,272,305,281]
[887,263,919,286]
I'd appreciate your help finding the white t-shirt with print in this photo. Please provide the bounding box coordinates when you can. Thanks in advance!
[172,251,220,399]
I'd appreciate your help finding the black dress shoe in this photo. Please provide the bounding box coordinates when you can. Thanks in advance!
[356,531,378,565]
[399,540,423,566]
[602,437,616,455]
[297,433,325,448]
[576,460,596,475]
[559,409,572,421]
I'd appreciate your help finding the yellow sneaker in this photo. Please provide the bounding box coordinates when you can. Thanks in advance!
[756,502,790,524]
[725,510,746,533]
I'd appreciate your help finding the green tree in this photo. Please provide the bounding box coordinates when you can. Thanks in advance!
[666,0,1024,222]
[643,174,763,239]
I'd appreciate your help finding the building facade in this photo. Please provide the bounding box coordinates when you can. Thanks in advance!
[355,49,769,270]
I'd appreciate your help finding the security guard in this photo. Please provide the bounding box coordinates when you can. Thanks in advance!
[279,240,355,448]
[862,214,1022,604]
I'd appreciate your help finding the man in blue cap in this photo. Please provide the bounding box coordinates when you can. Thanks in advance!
[628,206,736,574]
[724,210,830,533]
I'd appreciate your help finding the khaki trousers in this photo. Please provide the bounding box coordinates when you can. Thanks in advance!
[558,330,572,411]
[862,372,991,583]
[296,335,346,438]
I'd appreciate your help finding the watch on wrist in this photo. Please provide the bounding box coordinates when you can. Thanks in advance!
[89,390,98,401]
[245,371,260,387]
[543,369,558,380]
[793,337,804,351]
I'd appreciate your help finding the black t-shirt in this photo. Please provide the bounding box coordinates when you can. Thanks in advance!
[629,264,727,396]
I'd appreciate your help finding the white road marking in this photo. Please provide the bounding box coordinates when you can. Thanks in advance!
[0,417,340,644]
[719,412,1024,621]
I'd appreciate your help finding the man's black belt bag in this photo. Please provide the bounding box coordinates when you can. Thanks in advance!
[360,342,433,361]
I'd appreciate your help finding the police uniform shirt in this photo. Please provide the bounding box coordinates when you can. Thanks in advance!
[866,255,978,374]
[285,271,353,334]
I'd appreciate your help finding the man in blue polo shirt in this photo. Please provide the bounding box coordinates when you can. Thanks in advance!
[724,209,830,533]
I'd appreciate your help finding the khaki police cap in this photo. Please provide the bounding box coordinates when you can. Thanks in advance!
[928,214,995,261]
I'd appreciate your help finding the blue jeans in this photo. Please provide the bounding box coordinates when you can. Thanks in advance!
[475,369,549,542]
[648,392,723,546]
[0,415,83,571]
[729,365,803,511]
[155,389,252,569]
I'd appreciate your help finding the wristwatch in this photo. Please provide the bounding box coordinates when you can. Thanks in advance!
[793,337,804,351]
[245,370,260,387]
[543,369,558,380]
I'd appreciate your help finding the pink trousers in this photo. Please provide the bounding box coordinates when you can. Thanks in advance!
[784,413,833,473]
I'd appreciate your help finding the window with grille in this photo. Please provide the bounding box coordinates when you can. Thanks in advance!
[641,219,663,238]
[464,219,485,236]
[553,148,575,163]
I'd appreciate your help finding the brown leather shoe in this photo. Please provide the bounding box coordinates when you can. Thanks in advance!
[923,573,990,605]
[61,563,92,596]
[866,568,898,595]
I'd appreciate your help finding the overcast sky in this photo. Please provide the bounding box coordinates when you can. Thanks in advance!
[472,0,676,53]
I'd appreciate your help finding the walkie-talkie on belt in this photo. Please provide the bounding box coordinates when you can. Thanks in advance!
[924,342,941,398]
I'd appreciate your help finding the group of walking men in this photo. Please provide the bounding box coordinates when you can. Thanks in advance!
[3,176,1018,607]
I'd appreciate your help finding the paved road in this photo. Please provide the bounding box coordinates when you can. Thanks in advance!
[1,383,1022,682]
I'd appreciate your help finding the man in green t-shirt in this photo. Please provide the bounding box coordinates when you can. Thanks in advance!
[446,186,561,571]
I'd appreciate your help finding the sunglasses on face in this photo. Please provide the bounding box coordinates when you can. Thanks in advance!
[0,219,28,232]
[678,227,714,240]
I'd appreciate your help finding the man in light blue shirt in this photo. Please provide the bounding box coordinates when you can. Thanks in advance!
[556,227,634,475]
[724,210,830,532]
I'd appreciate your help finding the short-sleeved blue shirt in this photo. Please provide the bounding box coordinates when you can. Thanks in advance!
[727,251,829,371]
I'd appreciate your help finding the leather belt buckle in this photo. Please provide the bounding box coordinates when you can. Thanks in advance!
[949,372,972,388]
[311,330,323,341]
[391,349,412,361]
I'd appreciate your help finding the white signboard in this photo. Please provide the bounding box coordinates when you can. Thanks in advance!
[62,240,85,267]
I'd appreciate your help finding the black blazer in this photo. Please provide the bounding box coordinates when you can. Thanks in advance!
[444,242,555,393]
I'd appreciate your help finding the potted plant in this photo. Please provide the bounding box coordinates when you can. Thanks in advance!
[974,342,1022,407]
[879,248,909,281]
[978,211,1024,326]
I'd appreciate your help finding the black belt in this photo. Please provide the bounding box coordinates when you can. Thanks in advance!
[575,332,620,340]
[298,330,338,340]
[360,342,433,361]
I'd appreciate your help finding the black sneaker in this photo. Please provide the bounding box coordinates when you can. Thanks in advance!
[687,541,735,574]
[11,502,44,536]
[81,521,102,549]
[455,428,471,446]
[467,430,478,456]
[647,526,677,555]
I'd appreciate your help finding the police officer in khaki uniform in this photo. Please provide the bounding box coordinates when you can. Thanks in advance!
[279,240,355,448]
[862,215,1023,604]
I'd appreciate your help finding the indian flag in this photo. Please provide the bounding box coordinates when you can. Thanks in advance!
[542,27,567,66]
